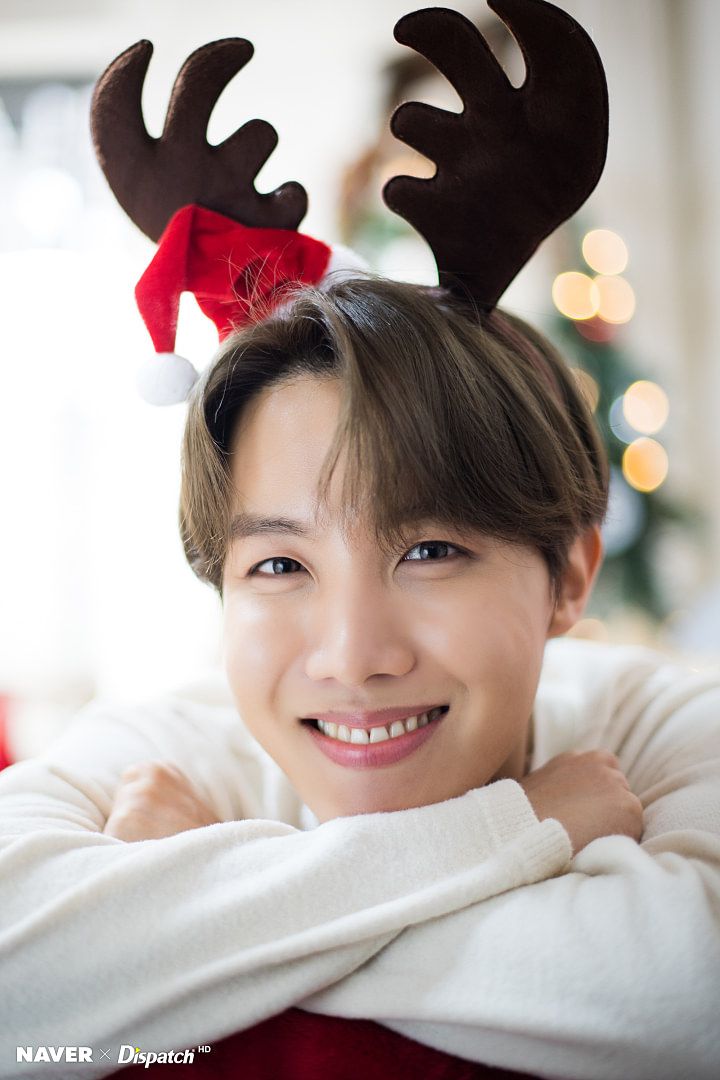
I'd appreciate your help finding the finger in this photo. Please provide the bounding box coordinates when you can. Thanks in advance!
[120,760,178,783]
[119,762,150,782]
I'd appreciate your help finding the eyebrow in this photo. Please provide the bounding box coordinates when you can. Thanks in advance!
[228,512,317,543]
[226,513,476,553]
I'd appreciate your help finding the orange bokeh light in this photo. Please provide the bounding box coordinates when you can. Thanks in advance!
[623,380,669,435]
[552,272,600,320]
[622,437,668,493]
[582,229,629,275]
[595,275,636,324]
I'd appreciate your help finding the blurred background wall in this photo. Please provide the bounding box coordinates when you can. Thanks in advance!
[0,0,718,757]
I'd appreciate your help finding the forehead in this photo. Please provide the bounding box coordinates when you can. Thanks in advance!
[226,375,436,549]
[228,374,347,520]
[223,371,521,557]
[232,369,339,450]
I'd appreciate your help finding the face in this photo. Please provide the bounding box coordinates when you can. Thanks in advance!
[221,374,558,822]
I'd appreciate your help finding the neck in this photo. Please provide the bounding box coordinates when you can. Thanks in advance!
[490,711,535,783]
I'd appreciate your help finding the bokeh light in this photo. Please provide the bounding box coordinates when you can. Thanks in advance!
[582,228,628,275]
[595,275,636,324]
[622,437,669,492]
[622,380,669,435]
[552,271,600,320]
[609,395,638,443]
[574,316,618,344]
[570,367,600,412]
[603,466,646,555]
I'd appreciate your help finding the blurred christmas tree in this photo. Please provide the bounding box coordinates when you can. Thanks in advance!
[544,218,698,621]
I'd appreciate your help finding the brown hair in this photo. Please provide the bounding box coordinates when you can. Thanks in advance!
[180,276,608,597]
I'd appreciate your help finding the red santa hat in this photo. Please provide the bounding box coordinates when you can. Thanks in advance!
[132,203,365,405]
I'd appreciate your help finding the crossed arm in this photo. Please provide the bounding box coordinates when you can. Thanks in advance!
[101,706,720,1080]
[1,657,719,1080]
[0,715,569,1080]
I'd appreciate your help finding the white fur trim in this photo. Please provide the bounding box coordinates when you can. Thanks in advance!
[318,244,370,288]
[136,352,200,406]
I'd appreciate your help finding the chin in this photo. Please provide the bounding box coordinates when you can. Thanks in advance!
[310,786,450,822]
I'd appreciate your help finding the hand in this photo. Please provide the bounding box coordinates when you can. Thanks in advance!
[103,761,221,842]
[519,749,644,857]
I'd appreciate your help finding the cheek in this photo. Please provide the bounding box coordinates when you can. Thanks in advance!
[425,566,551,694]
[221,555,552,700]
[222,596,297,716]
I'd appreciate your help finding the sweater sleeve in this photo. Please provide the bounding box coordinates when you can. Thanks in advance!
[299,655,720,1080]
[0,699,571,1080]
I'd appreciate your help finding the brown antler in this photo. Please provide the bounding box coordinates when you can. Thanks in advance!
[91,38,307,242]
[382,0,609,310]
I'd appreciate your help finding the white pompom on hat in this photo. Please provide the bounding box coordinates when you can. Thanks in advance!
[135,351,201,407]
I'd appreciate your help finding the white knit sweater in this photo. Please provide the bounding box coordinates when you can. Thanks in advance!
[1,638,719,1080]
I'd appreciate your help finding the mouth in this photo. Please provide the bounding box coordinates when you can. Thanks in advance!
[300,705,449,745]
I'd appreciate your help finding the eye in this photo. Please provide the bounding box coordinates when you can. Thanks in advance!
[402,540,464,563]
[247,540,466,578]
[249,557,303,577]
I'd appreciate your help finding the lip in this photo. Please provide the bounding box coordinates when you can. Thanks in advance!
[303,708,447,769]
[305,704,446,730]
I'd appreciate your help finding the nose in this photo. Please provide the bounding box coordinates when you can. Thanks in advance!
[304,576,415,685]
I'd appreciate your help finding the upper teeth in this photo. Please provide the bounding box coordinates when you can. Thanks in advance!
[315,707,445,744]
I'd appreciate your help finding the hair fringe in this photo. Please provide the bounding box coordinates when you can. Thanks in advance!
[179,278,609,598]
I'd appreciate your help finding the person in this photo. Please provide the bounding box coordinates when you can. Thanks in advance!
[1,274,719,1080]
[2,3,719,1078]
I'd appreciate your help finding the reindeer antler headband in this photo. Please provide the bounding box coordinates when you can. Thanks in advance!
[91,0,608,405]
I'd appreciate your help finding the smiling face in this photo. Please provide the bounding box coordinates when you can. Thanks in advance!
[221,373,565,823]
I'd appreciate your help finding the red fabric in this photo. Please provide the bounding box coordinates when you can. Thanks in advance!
[134,204,332,351]
[0,696,13,772]
[113,1007,539,1078]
